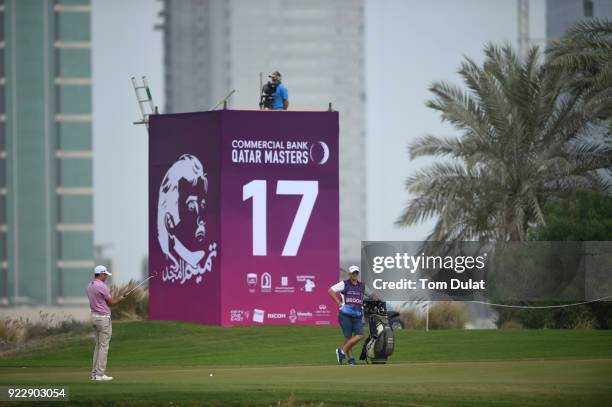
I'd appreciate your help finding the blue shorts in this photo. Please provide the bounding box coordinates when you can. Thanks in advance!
[338,311,364,337]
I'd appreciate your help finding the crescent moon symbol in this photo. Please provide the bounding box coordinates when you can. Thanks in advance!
[310,141,330,165]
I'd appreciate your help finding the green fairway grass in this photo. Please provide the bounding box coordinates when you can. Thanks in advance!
[1,321,611,406]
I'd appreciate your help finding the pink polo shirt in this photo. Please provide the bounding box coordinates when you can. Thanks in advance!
[87,279,111,315]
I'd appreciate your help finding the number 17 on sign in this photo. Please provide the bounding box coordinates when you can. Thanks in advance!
[243,180,318,257]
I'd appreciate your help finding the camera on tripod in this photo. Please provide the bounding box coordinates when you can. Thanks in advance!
[259,71,281,110]
[259,80,277,109]
[259,75,278,110]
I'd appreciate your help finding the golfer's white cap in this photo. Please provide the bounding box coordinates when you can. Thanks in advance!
[348,265,360,274]
[94,265,112,276]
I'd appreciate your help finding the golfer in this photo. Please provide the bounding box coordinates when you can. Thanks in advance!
[87,265,124,381]
[328,265,364,365]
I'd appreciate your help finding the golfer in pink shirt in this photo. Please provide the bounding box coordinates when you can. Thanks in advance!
[87,265,124,381]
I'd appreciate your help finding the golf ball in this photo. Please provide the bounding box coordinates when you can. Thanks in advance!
[209,373,213,377]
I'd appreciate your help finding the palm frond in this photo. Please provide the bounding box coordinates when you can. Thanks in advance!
[398,35,611,243]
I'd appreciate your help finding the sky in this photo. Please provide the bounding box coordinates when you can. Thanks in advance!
[92,0,545,283]
[365,0,545,242]
[92,0,164,283]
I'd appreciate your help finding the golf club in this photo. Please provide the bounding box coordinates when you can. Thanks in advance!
[123,273,158,298]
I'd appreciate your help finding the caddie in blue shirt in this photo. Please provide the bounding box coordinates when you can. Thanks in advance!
[270,71,289,110]
[328,265,365,365]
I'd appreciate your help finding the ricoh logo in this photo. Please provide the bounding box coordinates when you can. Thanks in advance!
[267,313,286,319]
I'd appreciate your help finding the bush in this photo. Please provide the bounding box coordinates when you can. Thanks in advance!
[1,281,150,351]
[588,302,612,329]
[496,304,597,329]
[110,281,149,320]
[399,302,467,329]
[500,319,524,329]
[399,308,425,329]
[25,312,88,341]
[0,319,28,347]
[0,313,87,351]
[427,302,467,330]
[527,190,612,329]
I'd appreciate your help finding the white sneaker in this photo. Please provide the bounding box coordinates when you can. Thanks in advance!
[94,374,113,381]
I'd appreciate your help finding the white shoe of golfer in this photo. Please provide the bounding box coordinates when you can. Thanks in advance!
[94,374,113,381]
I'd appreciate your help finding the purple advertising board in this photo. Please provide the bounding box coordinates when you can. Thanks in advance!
[149,110,339,326]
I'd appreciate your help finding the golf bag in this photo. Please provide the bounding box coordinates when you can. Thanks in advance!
[359,300,395,364]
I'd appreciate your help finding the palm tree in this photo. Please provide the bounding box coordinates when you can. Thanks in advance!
[547,19,612,123]
[397,44,611,242]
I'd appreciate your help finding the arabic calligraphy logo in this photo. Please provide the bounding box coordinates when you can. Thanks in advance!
[157,154,218,284]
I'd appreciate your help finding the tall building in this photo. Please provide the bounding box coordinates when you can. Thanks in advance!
[547,0,612,40]
[162,0,366,266]
[1,0,94,307]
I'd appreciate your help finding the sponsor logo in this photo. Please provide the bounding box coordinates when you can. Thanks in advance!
[261,272,272,292]
[229,140,330,166]
[286,309,313,323]
[267,313,286,319]
[315,320,331,325]
[274,286,295,293]
[247,273,257,293]
[253,309,265,323]
[316,303,331,317]
[230,310,250,322]
[274,275,294,293]
[301,279,315,293]
[309,141,330,165]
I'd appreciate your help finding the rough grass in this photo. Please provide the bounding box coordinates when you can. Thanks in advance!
[400,302,467,329]
[109,282,148,320]
[0,321,610,406]
[1,282,147,352]
[0,312,88,352]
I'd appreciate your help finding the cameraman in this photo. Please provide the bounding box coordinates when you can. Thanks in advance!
[271,71,289,110]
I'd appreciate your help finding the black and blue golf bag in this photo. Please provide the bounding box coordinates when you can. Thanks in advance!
[359,300,395,364]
